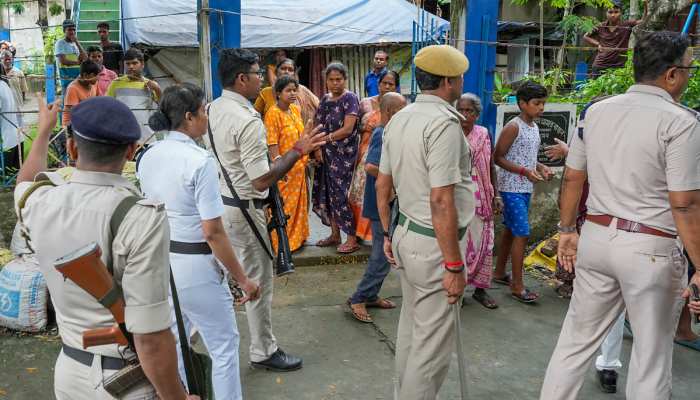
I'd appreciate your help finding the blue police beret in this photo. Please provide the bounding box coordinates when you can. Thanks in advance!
[71,97,141,144]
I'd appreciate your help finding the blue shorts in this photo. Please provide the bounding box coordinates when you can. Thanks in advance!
[501,192,532,237]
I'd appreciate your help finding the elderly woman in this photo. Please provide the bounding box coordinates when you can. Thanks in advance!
[349,70,401,242]
[255,58,319,123]
[456,93,502,309]
[312,62,361,254]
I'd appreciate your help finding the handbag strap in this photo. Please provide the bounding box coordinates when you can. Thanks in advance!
[206,105,273,260]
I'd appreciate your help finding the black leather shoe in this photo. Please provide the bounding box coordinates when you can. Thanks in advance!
[251,348,303,372]
[597,369,618,394]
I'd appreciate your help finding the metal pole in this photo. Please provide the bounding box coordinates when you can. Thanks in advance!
[453,303,468,399]
[198,0,214,102]
[682,3,698,35]
[539,0,545,82]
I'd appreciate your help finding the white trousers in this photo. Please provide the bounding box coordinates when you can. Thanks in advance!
[170,253,242,400]
[596,312,625,371]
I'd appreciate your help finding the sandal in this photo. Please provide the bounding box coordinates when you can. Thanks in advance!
[337,243,360,254]
[493,273,511,286]
[316,237,341,247]
[512,288,539,304]
[347,299,372,323]
[366,298,396,309]
[472,290,498,309]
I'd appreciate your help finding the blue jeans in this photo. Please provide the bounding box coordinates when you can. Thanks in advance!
[350,219,391,304]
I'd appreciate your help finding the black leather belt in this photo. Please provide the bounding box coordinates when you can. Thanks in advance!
[62,344,127,370]
[222,195,266,210]
[169,241,212,254]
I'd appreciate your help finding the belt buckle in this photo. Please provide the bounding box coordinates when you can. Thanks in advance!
[628,221,641,233]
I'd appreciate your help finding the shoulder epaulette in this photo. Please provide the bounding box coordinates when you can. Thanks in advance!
[578,95,616,140]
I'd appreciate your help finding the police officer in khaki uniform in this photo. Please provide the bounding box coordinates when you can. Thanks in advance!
[15,96,195,399]
[205,49,325,371]
[542,31,700,400]
[376,45,475,399]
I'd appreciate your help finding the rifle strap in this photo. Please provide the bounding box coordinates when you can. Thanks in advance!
[169,265,201,394]
[108,196,142,275]
[205,105,273,260]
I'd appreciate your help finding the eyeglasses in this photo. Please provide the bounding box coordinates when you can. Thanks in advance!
[673,65,700,76]
[457,108,479,116]
[247,69,265,79]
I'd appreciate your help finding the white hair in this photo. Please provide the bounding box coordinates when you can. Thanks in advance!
[459,93,482,115]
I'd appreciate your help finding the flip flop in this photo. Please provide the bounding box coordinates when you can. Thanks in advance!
[337,243,360,254]
[366,298,396,309]
[512,288,539,304]
[316,237,341,247]
[674,338,700,352]
[493,273,511,286]
[472,291,499,309]
[347,299,372,323]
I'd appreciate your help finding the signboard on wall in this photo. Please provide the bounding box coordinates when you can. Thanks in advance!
[495,103,578,168]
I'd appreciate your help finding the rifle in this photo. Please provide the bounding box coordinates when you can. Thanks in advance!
[267,182,295,277]
[53,242,149,398]
[54,242,131,349]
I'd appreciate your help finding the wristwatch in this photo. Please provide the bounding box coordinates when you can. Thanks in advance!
[557,222,577,234]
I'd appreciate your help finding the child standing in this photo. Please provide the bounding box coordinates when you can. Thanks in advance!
[493,81,553,303]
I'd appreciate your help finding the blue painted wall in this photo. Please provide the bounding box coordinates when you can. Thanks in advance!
[200,0,241,99]
[462,0,499,138]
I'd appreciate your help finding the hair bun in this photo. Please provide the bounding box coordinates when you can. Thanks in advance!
[148,110,171,131]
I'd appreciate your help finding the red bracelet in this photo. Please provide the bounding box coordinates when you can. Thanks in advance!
[444,260,465,273]
[518,167,526,176]
[292,145,303,156]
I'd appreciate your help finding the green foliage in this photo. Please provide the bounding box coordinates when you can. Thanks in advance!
[21,49,46,75]
[510,0,613,8]
[49,2,64,17]
[559,14,598,40]
[11,3,24,14]
[494,74,513,103]
[521,68,573,95]
[42,27,63,63]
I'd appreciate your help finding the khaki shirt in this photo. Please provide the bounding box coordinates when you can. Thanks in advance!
[567,84,700,234]
[14,170,172,358]
[205,89,270,200]
[379,94,475,228]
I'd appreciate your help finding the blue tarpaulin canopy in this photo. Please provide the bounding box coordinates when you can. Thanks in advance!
[122,0,448,48]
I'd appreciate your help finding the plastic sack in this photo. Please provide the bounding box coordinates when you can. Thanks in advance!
[0,255,48,332]
[524,233,559,273]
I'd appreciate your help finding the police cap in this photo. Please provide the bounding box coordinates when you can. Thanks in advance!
[414,45,469,77]
[71,97,141,145]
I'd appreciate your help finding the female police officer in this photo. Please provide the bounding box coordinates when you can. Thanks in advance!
[137,83,259,399]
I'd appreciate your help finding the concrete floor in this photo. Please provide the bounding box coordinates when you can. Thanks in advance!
[2,263,698,400]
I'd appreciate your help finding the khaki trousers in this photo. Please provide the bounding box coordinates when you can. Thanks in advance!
[540,220,687,400]
[224,204,278,363]
[54,350,156,399]
[392,222,468,400]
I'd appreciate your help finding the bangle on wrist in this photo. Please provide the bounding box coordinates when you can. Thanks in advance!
[518,167,526,176]
[444,260,465,273]
[557,222,577,234]
[383,230,390,238]
[292,145,303,157]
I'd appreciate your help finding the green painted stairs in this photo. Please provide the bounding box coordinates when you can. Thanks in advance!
[75,0,121,47]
